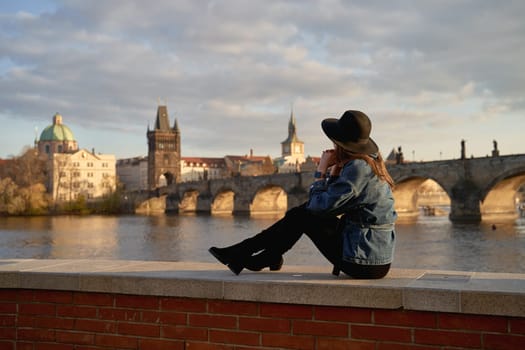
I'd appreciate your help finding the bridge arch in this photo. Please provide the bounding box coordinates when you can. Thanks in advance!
[393,176,450,218]
[211,188,235,215]
[249,184,287,216]
[480,170,525,218]
[178,189,199,213]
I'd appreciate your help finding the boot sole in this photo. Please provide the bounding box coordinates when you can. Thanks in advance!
[246,256,283,272]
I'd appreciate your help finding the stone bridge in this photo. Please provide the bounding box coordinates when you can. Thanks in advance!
[161,172,310,216]
[147,154,525,222]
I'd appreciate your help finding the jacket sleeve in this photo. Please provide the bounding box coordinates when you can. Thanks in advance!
[306,160,370,216]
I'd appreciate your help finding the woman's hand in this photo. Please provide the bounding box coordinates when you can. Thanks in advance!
[317,149,336,174]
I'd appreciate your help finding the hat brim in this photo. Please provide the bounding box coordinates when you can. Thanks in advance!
[322,118,379,154]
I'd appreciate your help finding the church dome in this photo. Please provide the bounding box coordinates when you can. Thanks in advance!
[39,113,76,141]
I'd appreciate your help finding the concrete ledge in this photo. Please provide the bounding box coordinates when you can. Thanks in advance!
[0,259,524,317]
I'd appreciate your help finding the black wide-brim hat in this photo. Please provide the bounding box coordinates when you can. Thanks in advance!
[321,110,378,154]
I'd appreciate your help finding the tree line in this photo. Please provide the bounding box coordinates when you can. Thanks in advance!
[0,147,122,216]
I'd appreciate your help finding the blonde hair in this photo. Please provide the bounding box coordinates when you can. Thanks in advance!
[335,147,395,189]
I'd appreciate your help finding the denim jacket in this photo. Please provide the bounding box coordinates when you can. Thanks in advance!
[306,159,397,265]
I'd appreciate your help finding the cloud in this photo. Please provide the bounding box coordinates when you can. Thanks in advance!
[0,0,524,160]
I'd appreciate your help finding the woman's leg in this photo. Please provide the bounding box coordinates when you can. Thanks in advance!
[208,204,312,273]
[229,205,392,279]
[210,203,341,272]
[284,208,392,279]
[247,205,343,269]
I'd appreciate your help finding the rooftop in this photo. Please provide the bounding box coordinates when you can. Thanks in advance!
[39,113,76,142]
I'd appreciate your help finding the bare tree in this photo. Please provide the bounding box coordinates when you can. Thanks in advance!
[6,147,46,188]
[0,147,49,214]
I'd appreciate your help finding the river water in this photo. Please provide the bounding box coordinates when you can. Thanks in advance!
[0,211,524,273]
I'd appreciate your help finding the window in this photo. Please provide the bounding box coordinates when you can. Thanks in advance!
[45,145,50,154]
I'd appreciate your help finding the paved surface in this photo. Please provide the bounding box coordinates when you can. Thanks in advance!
[1,259,524,317]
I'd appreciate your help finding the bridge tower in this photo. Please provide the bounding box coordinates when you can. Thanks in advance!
[147,105,181,189]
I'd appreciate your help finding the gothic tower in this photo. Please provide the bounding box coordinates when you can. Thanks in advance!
[281,107,304,158]
[147,105,181,189]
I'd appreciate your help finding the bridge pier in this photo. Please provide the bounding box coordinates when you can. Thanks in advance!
[449,181,482,223]
[196,193,212,213]
[286,189,309,210]
[449,199,482,223]
[233,196,252,215]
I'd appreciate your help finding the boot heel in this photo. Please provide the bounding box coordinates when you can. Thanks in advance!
[245,252,283,272]
[227,262,244,275]
[269,257,284,271]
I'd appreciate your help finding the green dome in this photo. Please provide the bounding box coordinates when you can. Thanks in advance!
[40,113,76,141]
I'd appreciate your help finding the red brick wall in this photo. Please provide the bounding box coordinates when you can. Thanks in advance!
[0,289,524,349]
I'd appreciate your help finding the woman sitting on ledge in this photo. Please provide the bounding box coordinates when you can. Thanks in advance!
[209,110,397,279]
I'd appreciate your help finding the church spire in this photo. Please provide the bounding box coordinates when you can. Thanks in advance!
[283,104,301,143]
[281,104,304,158]
[288,105,297,138]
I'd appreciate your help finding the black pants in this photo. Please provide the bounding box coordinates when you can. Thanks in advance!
[251,204,390,279]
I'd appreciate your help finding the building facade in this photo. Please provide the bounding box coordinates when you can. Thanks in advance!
[180,157,226,182]
[225,152,275,177]
[147,105,181,189]
[116,156,148,191]
[37,114,116,202]
[50,149,116,202]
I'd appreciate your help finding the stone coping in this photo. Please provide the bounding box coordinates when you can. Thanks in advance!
[0,259,524,318]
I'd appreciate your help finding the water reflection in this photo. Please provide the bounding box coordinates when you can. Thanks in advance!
[49,216,118,259]
[0,213,524,273]
[394,214,525,273]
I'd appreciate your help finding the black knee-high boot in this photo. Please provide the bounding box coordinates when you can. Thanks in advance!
[210,204,323,275]
[240,205,311,272]
[244,205,342,274]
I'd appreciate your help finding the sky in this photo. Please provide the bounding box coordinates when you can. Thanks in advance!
[1,0,524,161]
